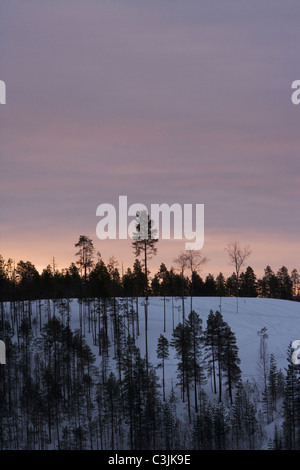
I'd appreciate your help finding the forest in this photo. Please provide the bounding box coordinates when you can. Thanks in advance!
[0,245,299,304]
[1,233,300,450]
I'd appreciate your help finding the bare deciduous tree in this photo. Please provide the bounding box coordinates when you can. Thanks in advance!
[174,250,208,316]
[184,250,208,274]
[185,250,208,312]
[225,241,251,313]
[173,252,188,322]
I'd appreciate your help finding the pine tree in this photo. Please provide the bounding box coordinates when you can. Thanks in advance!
[156,334,169,401]
[291,268,300,299]
[214,311,227,402]
[74,235,95,284]
[204,310,218,395]
[222,323,241,404]
[204,310,228,402]
[186,310,206,412]
[132,211,158,374]
[171,322,193,422]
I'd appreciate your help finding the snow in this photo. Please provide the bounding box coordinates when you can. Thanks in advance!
[133,296,299,390]
[61,296,299,395]
[4,295,299,449]
[131,296,298,448]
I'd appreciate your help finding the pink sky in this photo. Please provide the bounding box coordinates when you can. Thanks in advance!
[1,0,300,279]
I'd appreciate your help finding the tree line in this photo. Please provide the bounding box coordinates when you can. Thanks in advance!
[0,250,298,303]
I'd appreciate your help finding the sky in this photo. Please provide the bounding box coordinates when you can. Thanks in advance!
[0,0,300,279]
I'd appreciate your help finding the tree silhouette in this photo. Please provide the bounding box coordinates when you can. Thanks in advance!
[132,211,158,373]
[225,242,251,313]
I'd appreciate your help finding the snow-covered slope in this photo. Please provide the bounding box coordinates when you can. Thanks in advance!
[64,297,300,388]
[130,296,300,392]
[3,296,299,449]
[67,296,300,394]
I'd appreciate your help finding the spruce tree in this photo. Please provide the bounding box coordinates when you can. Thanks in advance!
[215,272,226,297]
[268,353,279,413]
[282,344,300,449]
[161,400,176,449]
[104,372,121,450]
[239,266,257,297]
[192,397,213,450]
[230,380,257,449]
[272,424,282,450]
[213,403,229,450]
[291,268,300,299]
[276,266,293,300]
[260,266,278,298]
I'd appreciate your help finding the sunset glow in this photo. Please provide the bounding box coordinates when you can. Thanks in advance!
[1,0,299,279]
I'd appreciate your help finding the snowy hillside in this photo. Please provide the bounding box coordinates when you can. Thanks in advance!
[143,297,299,384]
[67,296,300,393]
[2,295,299,450]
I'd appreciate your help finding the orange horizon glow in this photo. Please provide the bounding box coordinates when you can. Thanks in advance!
[1,229,298,282]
